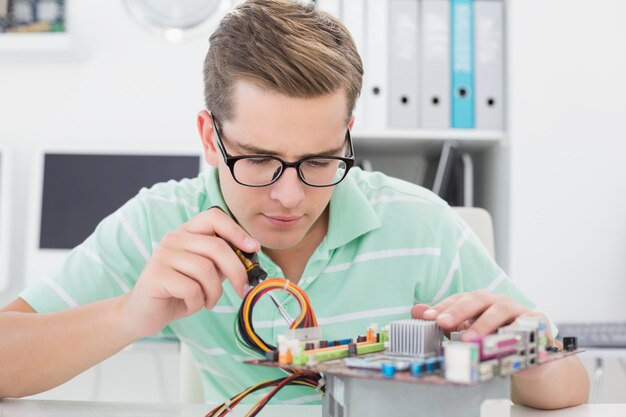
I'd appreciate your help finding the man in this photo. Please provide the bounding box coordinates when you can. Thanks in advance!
[0,0,588,408]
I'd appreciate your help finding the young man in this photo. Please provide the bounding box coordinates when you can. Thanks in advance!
[0,0,587,408]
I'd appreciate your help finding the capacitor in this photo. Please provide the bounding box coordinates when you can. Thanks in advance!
[381,362,396,378]
[410,360,424,377]
[563,337,578,352]
[425,357,438,374]
[348,343,358,357]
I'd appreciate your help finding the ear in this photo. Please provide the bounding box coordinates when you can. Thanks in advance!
[348,114,356,131]
[197,110,219,166]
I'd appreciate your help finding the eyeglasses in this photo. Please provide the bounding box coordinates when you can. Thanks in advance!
[210,113,355,187]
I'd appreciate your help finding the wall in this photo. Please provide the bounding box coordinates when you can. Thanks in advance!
[507,0,626,323]
[0,0,210,306]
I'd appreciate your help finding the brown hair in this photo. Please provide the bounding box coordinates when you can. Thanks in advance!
[203,0,363,124]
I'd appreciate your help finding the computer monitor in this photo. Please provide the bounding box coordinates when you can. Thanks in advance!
[26,148,203,285]
[0,147,11,293]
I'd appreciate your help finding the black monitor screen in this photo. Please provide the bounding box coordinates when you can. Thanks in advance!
[40,153,200,249]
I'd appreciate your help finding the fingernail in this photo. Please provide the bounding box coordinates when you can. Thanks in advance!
[461,330,479,341]
[423,309,438,318]
[437,313,454,327]
[241,284,251,297]
[244,237,258,251]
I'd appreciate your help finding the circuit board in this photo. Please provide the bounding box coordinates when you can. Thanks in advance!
[245,318,583,387]
[247,346,583,386]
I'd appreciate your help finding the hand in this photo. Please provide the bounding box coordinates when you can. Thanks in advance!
[121,207,260,338]
[411,290,552,342]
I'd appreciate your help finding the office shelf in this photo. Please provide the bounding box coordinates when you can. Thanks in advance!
[352,128,505,152]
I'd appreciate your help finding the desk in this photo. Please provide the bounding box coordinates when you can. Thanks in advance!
[579,348,626,403]
[1,399,626,417]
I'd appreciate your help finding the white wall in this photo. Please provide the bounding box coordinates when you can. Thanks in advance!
[508,0,626,323]
[0,0,210,305]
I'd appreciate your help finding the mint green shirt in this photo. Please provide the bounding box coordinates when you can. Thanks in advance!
[20,167,537,404]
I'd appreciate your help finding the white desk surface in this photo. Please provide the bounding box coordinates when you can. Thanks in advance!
[1,399,625,417]
[579,348,626,359]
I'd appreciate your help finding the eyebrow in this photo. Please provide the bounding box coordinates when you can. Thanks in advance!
[227,137,346,159]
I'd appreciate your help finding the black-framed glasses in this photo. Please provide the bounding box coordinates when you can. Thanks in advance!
[209,112,355,187]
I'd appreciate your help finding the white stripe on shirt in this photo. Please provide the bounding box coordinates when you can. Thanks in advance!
[79,247,131,292]
[211,306,237,314]
[430,225,473,304]
[368,195,434,206]
[485,271,507,292]
[42,275,78,307]
[323,247,441,274]
[117,212,151,262]
[180,337,254,362]
[142,194,198,213]
[430,252,461,304]
[252,305,412,329]
[179,337,228,356]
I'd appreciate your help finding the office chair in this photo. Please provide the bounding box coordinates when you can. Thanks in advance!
[179,206,496,402]
[451,206,496,259]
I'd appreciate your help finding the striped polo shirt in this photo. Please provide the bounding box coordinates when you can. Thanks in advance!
[20,166,537,404]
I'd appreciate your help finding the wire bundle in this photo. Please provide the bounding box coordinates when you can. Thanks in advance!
[236,277,319,355]
[208,278,322,416]
[204,371,324,417]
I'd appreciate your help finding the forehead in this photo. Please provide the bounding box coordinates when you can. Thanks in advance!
[221,79,348,156]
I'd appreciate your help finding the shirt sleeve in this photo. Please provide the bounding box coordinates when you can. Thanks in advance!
[19,193,175,337]
[417,205,538,313]
[20,197,152,313]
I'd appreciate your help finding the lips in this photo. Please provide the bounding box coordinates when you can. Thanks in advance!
[263,214,302,228]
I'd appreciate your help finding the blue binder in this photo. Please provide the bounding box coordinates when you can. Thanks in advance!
[451,0,475,128]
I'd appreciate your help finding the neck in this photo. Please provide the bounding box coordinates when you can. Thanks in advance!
[263,208,329,284]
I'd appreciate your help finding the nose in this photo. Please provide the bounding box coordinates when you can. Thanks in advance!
[269,166,305,209]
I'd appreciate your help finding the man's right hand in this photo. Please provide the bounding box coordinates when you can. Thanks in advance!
[121,207,260,339]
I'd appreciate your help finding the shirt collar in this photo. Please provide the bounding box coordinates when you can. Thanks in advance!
[326,171,381,250]
[201,167,232,216]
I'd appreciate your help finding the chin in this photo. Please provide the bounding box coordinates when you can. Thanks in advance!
[258,235,304,251]
[255,228,307,251]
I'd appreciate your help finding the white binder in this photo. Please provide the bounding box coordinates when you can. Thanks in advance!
[342,0,367,129]
[364,0,389,129]
[388,0,420,128]
[475,0,504,130]
[420,0,451,128]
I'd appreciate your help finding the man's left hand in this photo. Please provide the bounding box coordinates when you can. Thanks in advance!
[411,290,552,343]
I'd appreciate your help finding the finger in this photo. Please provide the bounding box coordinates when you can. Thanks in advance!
[182,208,260,253]
[160,232,249,297]
[158,269,206,316]
[411,304,432,320]
[421,293,464,320]
[463,301,528,341]
[167,249,225,309]
[436,291,506,331]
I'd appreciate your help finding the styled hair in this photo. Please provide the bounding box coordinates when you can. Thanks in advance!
[203,0,363,124]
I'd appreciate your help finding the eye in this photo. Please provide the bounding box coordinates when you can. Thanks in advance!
[246,157,273,165]
[305,159,331,168]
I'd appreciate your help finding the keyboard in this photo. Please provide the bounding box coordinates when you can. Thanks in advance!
[557,322,626,348]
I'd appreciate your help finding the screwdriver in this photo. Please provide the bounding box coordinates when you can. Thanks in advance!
[231,246,294,326]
